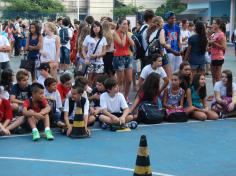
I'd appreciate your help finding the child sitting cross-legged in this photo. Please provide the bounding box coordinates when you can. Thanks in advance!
[99,78,136,129]
[22,83,54,141]
[63,85,91,136]
[44,77,65,127]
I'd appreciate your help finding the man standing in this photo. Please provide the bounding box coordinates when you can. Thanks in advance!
[13,16,22,56]
[163,11,182,73]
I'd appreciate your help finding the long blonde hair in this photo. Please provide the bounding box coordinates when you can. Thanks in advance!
[146,16,163,42]
[78,25,90,57]
[102,20,113,48]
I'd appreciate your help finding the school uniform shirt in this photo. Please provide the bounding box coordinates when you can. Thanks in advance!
[10,84,31,101]
[44,89,62,112]
[214,81,236,97]
[0,34,10,63]
[140,64,167,80]
[57,83,71,102]
[82,35,107,65]
[37,75,51,87]
[63,98,89,120]
[0,99,13,122]
[180,29,190,51]
[23,98,48,112]
[100,92,128,113]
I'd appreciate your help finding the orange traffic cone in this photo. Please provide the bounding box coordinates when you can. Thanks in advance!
[133,135,152,176]
[70,106,89,138]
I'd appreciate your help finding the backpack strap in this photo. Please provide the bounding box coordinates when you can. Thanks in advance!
[139,25,148,35]
[145,28,162,54]
[93,38,102,54]
[68,97,75,116]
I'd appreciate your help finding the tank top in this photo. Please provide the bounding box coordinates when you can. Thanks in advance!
[40,35,57,63]
[210,31,225,60]
[166,87,184,107]
[114,31,130,57]
[28,35,39,58]
[191,86,204,109]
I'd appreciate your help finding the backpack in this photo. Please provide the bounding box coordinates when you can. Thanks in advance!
[137,102,166,124]
[148,29,162,57]
[59,27,70,45]
[131,25,148,60]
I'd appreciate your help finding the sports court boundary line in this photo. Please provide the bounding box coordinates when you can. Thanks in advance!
[0,156,175,176]
[0,117,235,139]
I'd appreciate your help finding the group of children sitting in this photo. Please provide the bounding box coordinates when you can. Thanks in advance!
[0,53,235,141]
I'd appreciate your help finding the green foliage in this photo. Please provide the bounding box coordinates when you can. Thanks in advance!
[155,0,187,18]
[2,0,65,19]
[113,1,143,19]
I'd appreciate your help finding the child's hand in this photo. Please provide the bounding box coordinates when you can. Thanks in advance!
[67,125,72,136]
[2,128,10,135]
[93,93,100,100]
[228,102,235,112]
[119,116,126,125]
[35,113,44,119]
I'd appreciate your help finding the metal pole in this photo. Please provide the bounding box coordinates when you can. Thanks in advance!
[77,0,80,20]
[230,0,235,40]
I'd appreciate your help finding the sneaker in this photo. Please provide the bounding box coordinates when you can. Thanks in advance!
[32,130,40,141]
[45,130,54,140]
[101,122,108,129]
[127,121,138,129]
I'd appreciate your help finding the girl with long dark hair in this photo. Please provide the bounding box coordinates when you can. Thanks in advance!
[185,74,219,120]
[82,21,107,86]
[25,22,43,81]
[212,70,236,116]
[184,21,207,76]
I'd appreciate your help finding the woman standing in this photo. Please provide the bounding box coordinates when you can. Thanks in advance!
[113,18,134,102]
[25,22,43,81]
[208,19,226,87]
[82,21,107,86]
[184,21,208,77]
[146,16,172,79]
[40,22,60,79]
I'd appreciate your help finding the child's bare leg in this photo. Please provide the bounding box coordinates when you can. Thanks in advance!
[7,116,25,131]
[43,114,50,128]
[125,114,134,123]
[28,116,37,129]
[88,115,96,125]
[99,115,119,124]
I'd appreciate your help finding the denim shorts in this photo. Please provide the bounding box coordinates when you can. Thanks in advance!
[60,46,70,64]
[113,56,132,71]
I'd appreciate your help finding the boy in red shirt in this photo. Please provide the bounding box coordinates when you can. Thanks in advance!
[23,83,54,141]
[0,92,13,135]
[57,73,72,103]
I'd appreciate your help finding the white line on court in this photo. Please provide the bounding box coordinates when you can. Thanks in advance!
[0,117,235,139]
[0,156,175,176]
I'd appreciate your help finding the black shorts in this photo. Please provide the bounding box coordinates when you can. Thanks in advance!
[211,60,224,66]
[103,52,115,75]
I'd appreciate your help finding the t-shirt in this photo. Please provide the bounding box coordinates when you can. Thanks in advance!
[0,99,13,121]
[180,29,190,50]
[23,98,48,112]
[210,32,225,60]
[37,75,51,87]
[83,35,107,64]
[60,26,73,50]
[100,92,128,113]
[140,64,167,80]
[0,34,10,63]
[10,84,31,101]
[163,24,180,52]
[44,89,62,112]
[214,81,236,97]
[140,24,149,56]
[188,34,206,65]
[63,98,89,120]
[57,83,71,102]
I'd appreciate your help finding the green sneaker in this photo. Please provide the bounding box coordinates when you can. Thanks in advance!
[45,130,54,140]
[32,130,40,141]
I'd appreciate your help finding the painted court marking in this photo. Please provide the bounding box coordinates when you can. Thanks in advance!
[0,118,235,139]
[0,156,175,176]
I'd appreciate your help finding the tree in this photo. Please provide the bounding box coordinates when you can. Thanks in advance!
[155,0,187,18]
[113,0,143,19]
[2,0,65,19]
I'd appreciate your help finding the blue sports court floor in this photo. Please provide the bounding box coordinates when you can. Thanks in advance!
[0,118,236,176]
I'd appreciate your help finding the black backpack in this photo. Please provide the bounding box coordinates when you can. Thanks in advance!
[131,25,148,60]
[148,29,162,57]
[59,27,70,45]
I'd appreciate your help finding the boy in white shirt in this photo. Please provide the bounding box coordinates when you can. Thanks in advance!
[37,63,51,87]
[99,78,134,127]
[44,77,64,127]
[139,53,169,93]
